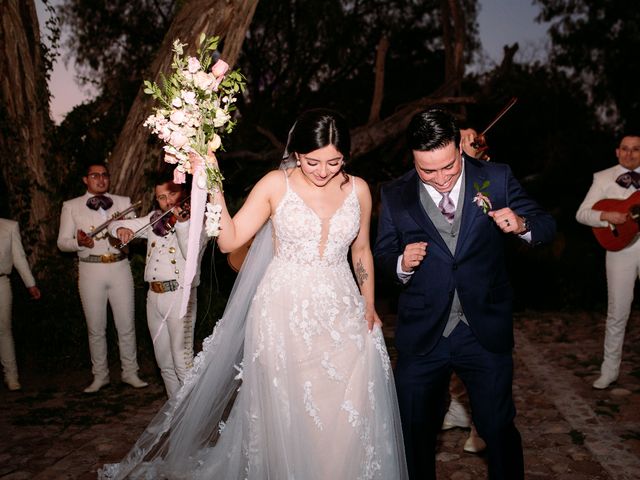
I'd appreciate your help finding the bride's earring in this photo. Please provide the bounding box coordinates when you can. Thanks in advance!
[296,156,301,167]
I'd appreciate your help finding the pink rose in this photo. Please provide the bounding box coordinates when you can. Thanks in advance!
[173,168,186,184]
[211,59,229,78]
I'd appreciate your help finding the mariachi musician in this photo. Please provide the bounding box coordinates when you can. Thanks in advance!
[57,162,147,393]
[110,171,207,398]
[576,133,640,389]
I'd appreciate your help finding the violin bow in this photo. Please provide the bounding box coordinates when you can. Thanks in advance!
[117,197,189,248]
[89,200,142,239]
[479,96,518,137]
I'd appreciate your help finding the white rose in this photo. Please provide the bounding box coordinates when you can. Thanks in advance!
[181,90,197,105]
[213,109,231,128]
[172,97,183,108]
[169,131,188,149]
[193,71,214,90]
[170,110,186,125]
[208,133,222,152]
[187,57,201,74]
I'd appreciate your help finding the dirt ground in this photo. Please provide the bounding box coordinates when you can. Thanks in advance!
[1,310,638,479]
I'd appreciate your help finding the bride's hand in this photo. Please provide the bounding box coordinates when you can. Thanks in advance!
[365,306,383,333]
[206,144,219,169]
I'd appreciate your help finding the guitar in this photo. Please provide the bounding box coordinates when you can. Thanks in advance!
[592,191,640,251]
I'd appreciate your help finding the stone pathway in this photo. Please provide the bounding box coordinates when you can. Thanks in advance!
[1,310,638,479]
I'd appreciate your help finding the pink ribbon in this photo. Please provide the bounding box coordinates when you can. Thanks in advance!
[179,163,207,317]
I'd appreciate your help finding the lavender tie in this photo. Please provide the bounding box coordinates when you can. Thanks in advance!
[438,191,455,223]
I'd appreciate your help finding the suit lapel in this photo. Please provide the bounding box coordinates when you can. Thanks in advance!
[456,158,488,255]
[400,172,451,255]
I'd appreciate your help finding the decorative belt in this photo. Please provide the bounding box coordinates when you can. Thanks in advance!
[79,253,126,264]
[149,279,179,294]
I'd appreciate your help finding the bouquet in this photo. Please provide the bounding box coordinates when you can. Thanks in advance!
[143,33,244,236]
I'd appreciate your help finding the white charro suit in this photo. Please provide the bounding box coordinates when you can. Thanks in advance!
[576,164,640,381]
[57,192,141,383]
[0,219,37,384]
[109,214,206,397]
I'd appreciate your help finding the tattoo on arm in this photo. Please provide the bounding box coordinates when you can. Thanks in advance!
[355,259,369,286]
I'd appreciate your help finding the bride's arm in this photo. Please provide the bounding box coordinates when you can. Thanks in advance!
[350,176,382,332]
[210,170,282,253]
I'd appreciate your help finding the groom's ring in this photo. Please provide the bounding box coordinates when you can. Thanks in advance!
[505,219,510,226]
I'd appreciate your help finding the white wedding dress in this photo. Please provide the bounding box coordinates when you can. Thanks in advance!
[100,174,407,479]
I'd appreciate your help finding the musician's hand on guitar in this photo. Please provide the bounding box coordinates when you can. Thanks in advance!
[77,229,94,248]
[600,211,628,225]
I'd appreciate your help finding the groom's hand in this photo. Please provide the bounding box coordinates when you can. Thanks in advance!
[401,242,428,272]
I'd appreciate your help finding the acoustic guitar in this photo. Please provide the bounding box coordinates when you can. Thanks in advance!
[592,191,640,251]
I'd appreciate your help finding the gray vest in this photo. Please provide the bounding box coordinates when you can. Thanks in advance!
[418,179,468,337]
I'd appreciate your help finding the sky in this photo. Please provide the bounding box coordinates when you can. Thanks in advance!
[35,0,550,124]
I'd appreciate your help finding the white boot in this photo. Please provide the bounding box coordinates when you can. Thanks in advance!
[121,373,148,389]
[463,425,486,453]
[442,397,471,430]
[84,375,110,393]
[593,371,618,389]
[5,376,21,391]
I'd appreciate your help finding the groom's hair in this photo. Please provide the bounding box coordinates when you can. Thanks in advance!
[407,108,460,152]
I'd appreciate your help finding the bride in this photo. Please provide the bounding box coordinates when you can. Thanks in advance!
[100,109,408,479]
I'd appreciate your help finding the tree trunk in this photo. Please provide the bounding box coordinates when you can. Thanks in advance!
[440,0,466,96]
[0,0,54,268]
[109,0,259,208]
[368,36,389,124]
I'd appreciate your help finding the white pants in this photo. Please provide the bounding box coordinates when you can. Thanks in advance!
[0,276,18,381]
[147,287,197,397]
[78,260,139,380]
[603,240,640,377]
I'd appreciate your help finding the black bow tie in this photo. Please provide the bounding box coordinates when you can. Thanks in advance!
[616,171,640,189]
[86,195,114,211]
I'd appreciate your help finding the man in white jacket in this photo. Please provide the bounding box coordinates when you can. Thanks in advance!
[0,219,41,391]
[576,133,640,389]
[57,163,147,393]
[110,174,206,398]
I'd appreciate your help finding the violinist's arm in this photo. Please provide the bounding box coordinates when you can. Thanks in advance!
[460,128,484,159]
[109,213,153,243]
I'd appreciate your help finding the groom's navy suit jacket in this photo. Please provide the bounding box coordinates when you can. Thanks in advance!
[374,156,556,355]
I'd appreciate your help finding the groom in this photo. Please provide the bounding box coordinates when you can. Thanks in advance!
[374,108,555,479]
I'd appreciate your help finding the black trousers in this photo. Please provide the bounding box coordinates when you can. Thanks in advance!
[395,322,524,480]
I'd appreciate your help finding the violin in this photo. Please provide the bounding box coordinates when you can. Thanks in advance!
[470,97,518,161]
[118,197,191,248]
[151,198,191,237]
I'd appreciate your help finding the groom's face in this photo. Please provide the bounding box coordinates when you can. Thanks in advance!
[413,142,462,193]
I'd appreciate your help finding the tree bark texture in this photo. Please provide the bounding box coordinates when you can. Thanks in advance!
[109,0,259,208]
[0,0,54,267]
[440,0,466,96]
[368,36,389,125]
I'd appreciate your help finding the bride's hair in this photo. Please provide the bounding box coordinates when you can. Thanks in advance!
[282,108,351,185]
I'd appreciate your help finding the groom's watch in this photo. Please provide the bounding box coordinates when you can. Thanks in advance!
[519,216,531,235]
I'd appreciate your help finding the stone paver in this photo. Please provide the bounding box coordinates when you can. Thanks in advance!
[0,310,638,479]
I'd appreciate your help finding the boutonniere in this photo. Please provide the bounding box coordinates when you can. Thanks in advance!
[473,180,492,214]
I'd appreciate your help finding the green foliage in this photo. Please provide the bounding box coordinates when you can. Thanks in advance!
[534,0,640,130]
